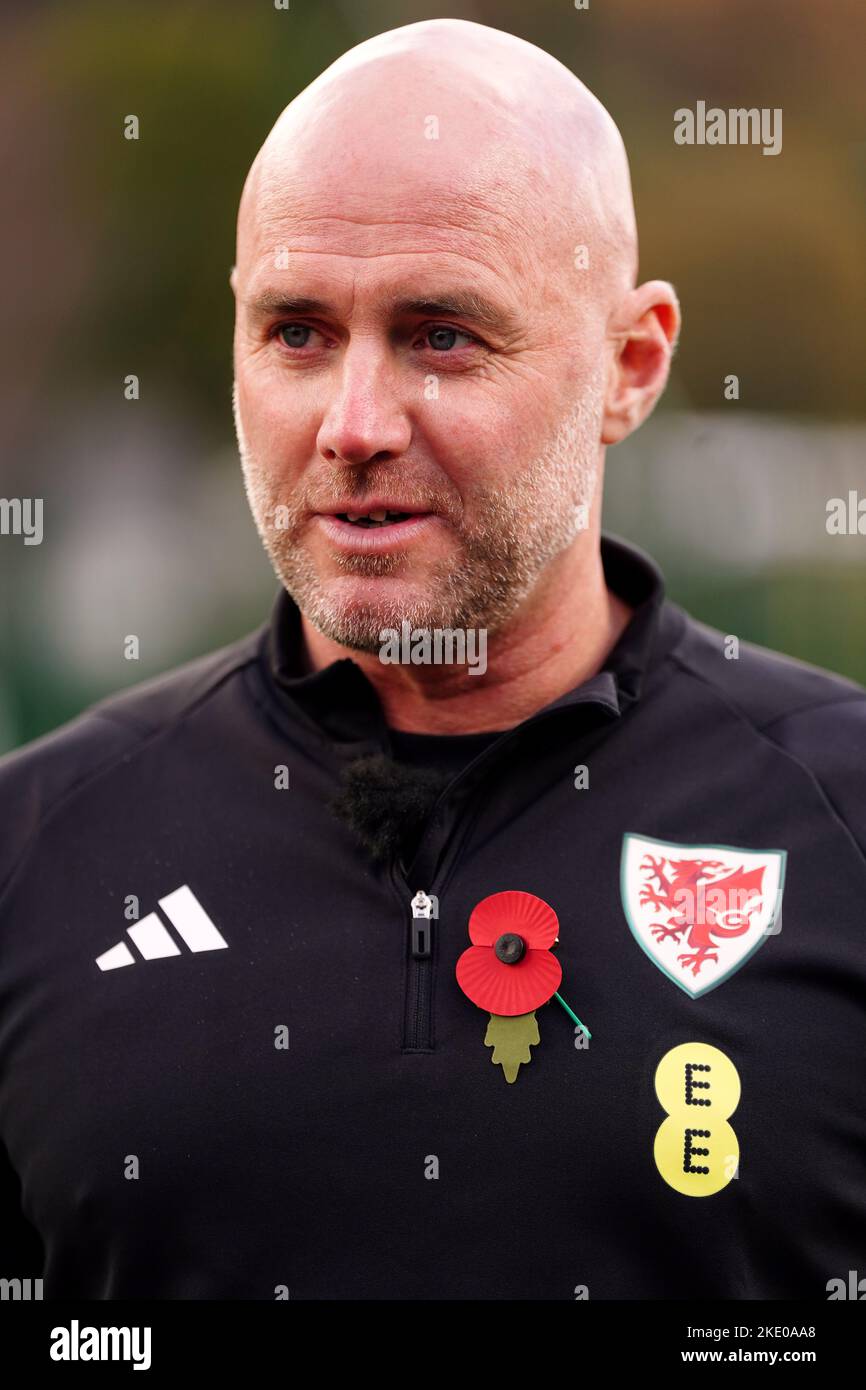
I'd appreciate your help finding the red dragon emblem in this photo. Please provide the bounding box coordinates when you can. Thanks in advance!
[621,834,786,997]
[639,854,766,977]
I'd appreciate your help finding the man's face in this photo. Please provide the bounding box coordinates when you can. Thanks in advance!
[232,95,610,650]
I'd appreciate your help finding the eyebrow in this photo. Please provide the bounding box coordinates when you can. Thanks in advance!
[244,288,521,337]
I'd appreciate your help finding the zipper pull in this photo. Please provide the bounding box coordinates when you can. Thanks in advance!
[410,889,435,958]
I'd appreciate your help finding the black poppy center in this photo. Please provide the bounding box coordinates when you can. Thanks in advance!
[494,932,526,964]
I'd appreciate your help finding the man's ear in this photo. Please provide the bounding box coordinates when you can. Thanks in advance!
[601,281,680,445]
[229,265,238,296]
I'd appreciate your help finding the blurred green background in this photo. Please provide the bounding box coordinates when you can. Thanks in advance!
[0,0,864,752]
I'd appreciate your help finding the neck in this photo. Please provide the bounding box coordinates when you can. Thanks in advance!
[300,534,633,734]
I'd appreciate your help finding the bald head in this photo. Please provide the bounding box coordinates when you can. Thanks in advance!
[236,18,637,299]
[230,19,679,675]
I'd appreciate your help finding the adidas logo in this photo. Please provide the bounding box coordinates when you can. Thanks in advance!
[95,885,228,971]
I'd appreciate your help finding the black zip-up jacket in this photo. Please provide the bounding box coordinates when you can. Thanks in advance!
[1,534,865,1300]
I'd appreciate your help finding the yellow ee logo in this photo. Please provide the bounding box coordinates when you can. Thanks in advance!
[654,1042,740,1196]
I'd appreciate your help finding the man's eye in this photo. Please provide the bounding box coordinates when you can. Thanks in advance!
[277,323,321,350]
[422,325,477,352]
[274,321,480,354]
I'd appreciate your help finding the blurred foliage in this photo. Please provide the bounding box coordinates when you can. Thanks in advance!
[666,566,866,689]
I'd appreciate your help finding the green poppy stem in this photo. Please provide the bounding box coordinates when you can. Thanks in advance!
[553,991,591,1040]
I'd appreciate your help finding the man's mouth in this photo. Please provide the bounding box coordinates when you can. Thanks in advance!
[336,509,414,529]
[314,507,440,553]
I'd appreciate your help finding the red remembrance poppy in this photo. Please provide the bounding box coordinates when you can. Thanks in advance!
[456,890,562,1016]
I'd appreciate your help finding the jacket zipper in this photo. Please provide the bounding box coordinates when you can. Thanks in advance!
[393,695,619,1053]
[404,887,435,1051]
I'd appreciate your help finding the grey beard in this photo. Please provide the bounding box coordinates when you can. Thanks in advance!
[233,379,601,651]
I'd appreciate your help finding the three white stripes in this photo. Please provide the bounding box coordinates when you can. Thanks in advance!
[95,885,228,972]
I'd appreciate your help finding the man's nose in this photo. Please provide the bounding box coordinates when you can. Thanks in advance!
[316,343,412,467]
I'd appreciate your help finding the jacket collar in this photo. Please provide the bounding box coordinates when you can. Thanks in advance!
[262,532,682,747]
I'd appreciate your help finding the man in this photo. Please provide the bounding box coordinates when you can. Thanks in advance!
[1,19,864,1301]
